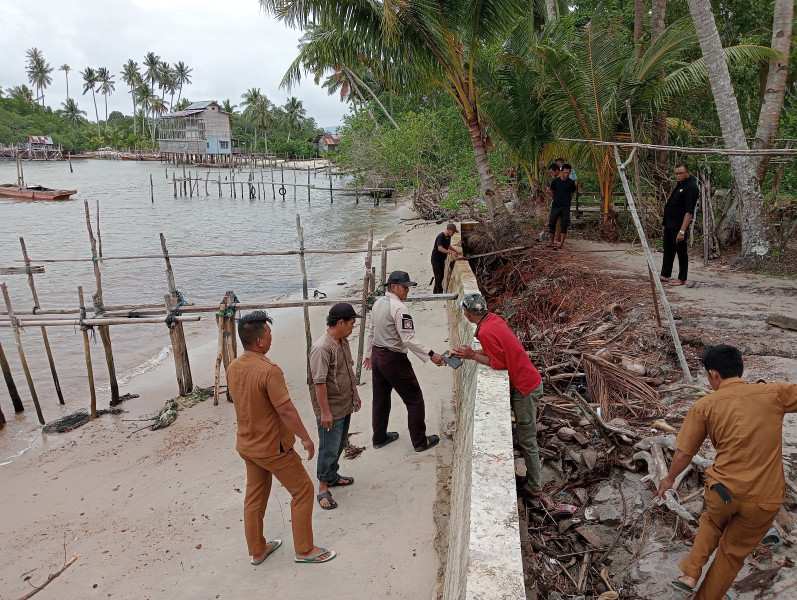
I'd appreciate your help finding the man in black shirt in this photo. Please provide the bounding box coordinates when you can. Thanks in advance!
[548,164,577,249]
[430,223,461,293]
[661,163,699,286]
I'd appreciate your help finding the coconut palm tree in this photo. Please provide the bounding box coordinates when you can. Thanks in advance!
[283,96,307,142]
[244,94,274,154]
[149,96,167,148]
[121,59,142,135]
[97,67,115,125]
[173,61,193,105]
[221,98,238,114]
[8,85,34,104]
[59,98,87,127]
[25,47,53,106]
[59,64,71,101]
[259,0,522,241]
[81,67,101,137]
[136,82,156,142]
[143,52,161,94]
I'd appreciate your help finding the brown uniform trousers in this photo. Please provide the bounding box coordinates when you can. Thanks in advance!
[239,449,315,557]
[680,485,780,600]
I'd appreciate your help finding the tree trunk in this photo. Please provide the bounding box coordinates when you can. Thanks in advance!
[686,0,770,257]
[264,130,269,155]
[753,0,794,182]
[345,68,400,129]
[65,74,70,101]
[545,0,557,22]
[651,0,670,203]
[131,91,137,136]
[464,112,519,243]
[633,0,644,55]
[91,90,100,137]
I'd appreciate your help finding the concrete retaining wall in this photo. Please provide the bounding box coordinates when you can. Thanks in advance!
[441,258,525,600]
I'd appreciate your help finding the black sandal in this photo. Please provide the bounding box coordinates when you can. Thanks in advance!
[328,476,355,487]
[316,491,338,510]
[374,432,399,449]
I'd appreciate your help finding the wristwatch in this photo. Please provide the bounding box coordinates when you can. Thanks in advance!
[678,230,685,235]
[428,350,435,357]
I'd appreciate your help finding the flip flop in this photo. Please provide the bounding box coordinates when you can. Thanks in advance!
[414,434,440,453]
[295,548,337,564]
[316,491,338,510]
[328,475,355,487]
[374,432,399,449]
[251,539,282,565]
[670,580,694,593]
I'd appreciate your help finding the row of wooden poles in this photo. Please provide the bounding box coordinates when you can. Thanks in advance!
[0,199,455,428]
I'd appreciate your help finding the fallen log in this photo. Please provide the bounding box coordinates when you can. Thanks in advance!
[767,314,797,331]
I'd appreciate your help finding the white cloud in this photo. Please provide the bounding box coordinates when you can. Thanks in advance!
[0,0,348,127]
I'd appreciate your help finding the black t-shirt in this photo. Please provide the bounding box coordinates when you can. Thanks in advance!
[663,176,699,230]
[550,177,577,208]
[431,232,451,262]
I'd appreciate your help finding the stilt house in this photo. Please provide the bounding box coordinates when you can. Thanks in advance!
[158,101,233,163]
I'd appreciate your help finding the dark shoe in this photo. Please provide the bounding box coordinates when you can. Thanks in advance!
[414,435,440,453]
[374,432,399,449]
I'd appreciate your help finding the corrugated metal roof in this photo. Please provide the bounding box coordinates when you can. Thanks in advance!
[185,101,214,110]
[163,109,205,118]
[29,135,53,144]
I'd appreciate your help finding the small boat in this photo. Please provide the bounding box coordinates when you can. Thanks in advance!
[0,183,77,201]
[121,153,162,162]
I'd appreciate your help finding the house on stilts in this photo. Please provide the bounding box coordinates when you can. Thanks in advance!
[158,101,237,164]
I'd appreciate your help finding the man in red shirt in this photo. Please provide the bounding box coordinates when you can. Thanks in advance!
[451,293,544,498]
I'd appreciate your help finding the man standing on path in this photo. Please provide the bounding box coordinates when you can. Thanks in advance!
[431,223,461,294]
[555,157,578,187]
[658,345,797,599]
[226,311,336,565]
[363,270,444,452]
[308,303,362,511]
[451,293,544,498]
[548,164,577,249]
[660,163,698,287]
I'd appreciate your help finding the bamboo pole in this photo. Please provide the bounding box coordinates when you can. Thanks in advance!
[0,339,23,412]
[0,315,201,327]
[1,282,44,424]
[84,200,120,405]
[20,237,64,404]
[613,147,692,381]
[160,233,193,393]
[296,215,313,357]
[355,230,374,384]
[78,286,97,418]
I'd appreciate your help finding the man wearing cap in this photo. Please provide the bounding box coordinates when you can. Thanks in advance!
[451,293,544,498]
[431,223,461,294]
[363,270,445,452]
[308,303,363,510]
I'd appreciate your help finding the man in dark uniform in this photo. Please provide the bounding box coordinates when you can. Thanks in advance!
[661,163,699,287]
[363,270,444,452]
[430,223,461,294]
[548,164,577,249]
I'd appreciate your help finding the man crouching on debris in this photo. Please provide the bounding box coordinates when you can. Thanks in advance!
[658,344,797,599]
[452,293,544,498]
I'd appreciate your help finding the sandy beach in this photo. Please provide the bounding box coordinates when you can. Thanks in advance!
[0,208,455,599]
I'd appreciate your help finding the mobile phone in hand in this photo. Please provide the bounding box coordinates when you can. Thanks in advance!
[441,350,463,369]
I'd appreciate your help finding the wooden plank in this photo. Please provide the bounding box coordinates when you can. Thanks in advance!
[0,266,45,275]
[767,314,797,331]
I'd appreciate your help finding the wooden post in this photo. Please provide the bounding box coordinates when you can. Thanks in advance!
[307,166,311,202]
[96,200,103,259]
[20,237,64,404]
[165,294,188,396]
[150,174,154,203]
[213,295,227,405]
[78,286,97,418]
[380,246,388,288]
[68,152,73,173]
[293,166,297,201]
[280,164,285,202]
[613,147,692,381]
[646,268,663,327]
[295,215,313,357]
[160,233,193,394]
[182,164,187,195]
[329,166,334,203]
[1,283,44,424]
[205,170,210,195]
[355,230,374,384]
[84,200,120,404]
[625,100,647,229]
[224,291,238,364]
[173,173,177,198]
[0,339,23,413]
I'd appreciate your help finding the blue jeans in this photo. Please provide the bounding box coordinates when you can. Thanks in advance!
[316,414,351,484]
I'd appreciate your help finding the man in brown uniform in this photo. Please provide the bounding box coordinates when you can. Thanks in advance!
[658,344,797,599]
[226,310,336,565]
[308,303,362,510]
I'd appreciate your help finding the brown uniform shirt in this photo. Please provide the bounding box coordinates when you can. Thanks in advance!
[226,350,296,458]
[675,377,797,503]
[308,332,357,420]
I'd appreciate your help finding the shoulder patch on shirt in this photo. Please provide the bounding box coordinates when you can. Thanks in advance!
[401,314,414,330]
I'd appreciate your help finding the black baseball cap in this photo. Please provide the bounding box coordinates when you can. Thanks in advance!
[385,270,417,287]
[446,222,458,232]
[328,302,362,319]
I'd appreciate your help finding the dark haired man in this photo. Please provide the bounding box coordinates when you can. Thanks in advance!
[660,163,698,286]
[226,311,336,565]
[308,303,362,510]
[431,223,461,294]
[659,345,797,599]
[548,164,577,249]
[363,270,444,452]
[555,157,578,187]
[451,293,544,498]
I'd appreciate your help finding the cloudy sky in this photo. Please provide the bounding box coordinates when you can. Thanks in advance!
[0,0,349,128]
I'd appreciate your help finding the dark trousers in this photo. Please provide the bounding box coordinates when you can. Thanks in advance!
[431,259,446,294]
[371,346,427,448]
[316,413,351,483]
[548,205,571,234]
[661,227,689,281]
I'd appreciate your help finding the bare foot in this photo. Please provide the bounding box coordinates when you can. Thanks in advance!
[679,575,697,589]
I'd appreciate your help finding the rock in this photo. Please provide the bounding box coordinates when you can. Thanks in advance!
[514,457,527,477]
[575,525,604,548]
[573,487,588,505]
[593,483,615,504]
[557,427,578,441]
[558,519,574,534]
[578,418,591,427]
[572,431,590,446]
[608,417,629,429]
[621,357,646,376]
[596,503,623,526]
[582,450,598,470]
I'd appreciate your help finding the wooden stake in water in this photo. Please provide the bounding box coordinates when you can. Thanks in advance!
[160,233,193,394]
[68,152,73,173]
[150,174,155,203]
[1,282,44,424]
[78,286,97,418]
[84,200,120,404]
[307,166,311,202]
[296,215,312,357]
[0,339,23,413]
[96,200,103,259]
[356,230,374,384]
[20,237,64,404]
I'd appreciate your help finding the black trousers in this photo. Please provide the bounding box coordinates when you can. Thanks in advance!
[548,205,571,234]
[371,347,427,448]
[431,259,446,294]
[661,227,689,281]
